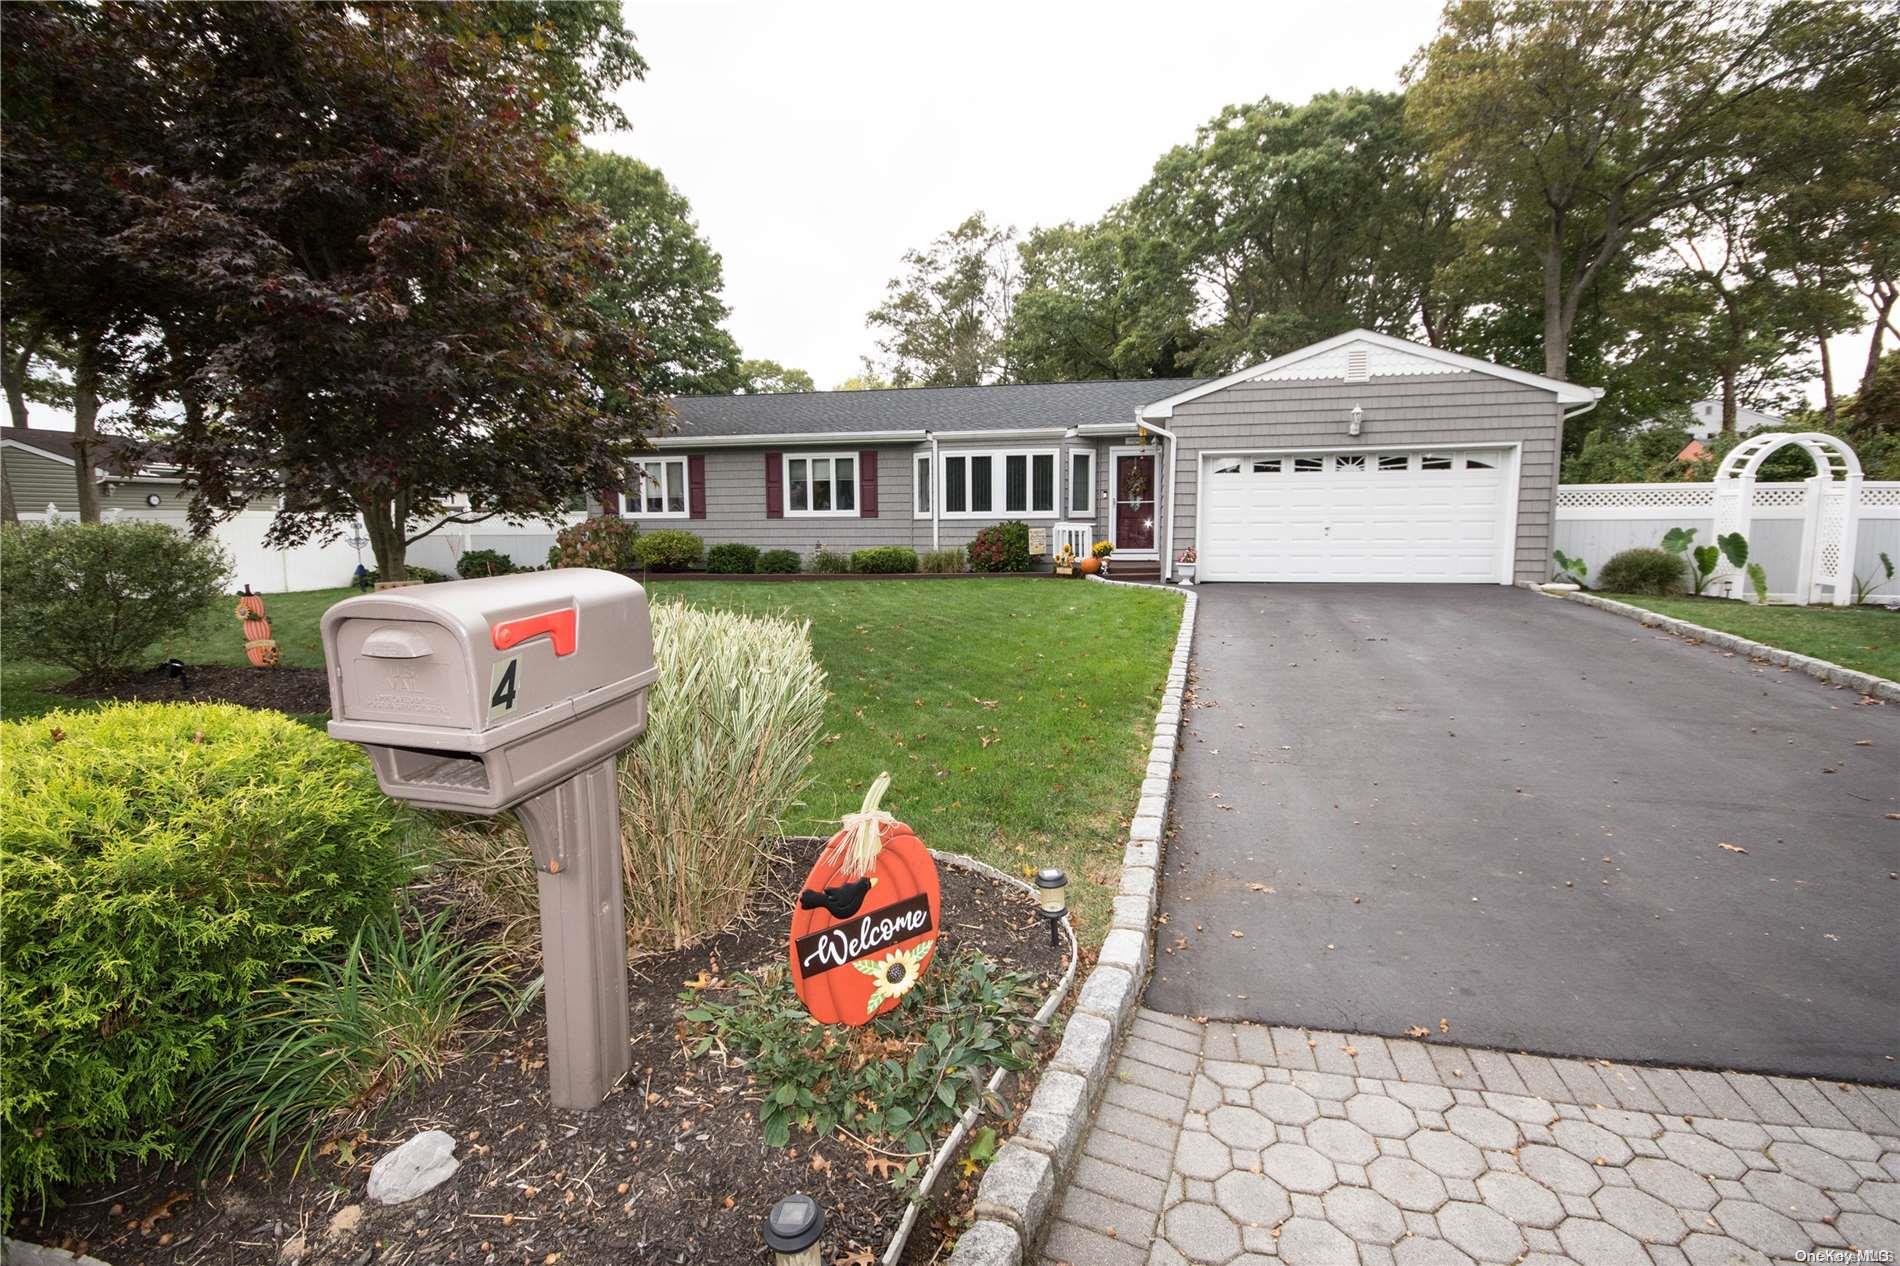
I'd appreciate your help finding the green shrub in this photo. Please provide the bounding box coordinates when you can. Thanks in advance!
[0,704,410,1221]
[684,949,1039,1165]
[631,528,705,572]
[968,521,1031,573]
[1597,547,1689,595]
[920,548,966,573]
[549,515,638,571]
[808,549,853,573]
[441,602,827,951]
[364,563,450,584]
[456,547,518,579]
[757,549,801,574]
[706,543,761,574]
[0,521,232,676]
[186,908,520,1177]
[850,546,918,574]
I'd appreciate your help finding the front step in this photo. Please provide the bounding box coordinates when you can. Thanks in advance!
[1105,561,1163,583]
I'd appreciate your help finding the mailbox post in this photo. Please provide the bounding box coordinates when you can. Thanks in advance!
[320,569,658,1110]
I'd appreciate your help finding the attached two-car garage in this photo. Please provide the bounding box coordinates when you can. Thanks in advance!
[1196,447,1515,584]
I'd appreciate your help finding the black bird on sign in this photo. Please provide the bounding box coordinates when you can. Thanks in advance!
[798,876,874,921]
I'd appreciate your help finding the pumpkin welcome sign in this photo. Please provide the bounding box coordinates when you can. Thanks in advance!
[789,773,941,1026]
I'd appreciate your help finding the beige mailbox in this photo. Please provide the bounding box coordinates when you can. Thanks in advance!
[321,569,658,1110]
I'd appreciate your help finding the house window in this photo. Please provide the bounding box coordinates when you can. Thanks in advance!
[1378,454,1410,472]
[787,452,857,515]
[1293,457,1324,473]
[1420,452,1454,471]
[914,454,932,516]
[1334,454,1366,472]
[1253,458,1281,473]
[1069,450,1094,515]
[1212,458,1242,475]
[1465,455,1495,470]
[628,458,689,517]
[940,449,1060,517]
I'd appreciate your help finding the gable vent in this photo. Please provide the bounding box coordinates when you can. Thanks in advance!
[1343,347,1370,383]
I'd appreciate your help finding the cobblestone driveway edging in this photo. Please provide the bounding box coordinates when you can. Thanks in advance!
[1553,589,1900,702]
[949,580,1197,1266]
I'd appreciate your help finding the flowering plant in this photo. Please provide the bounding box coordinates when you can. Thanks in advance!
[1176,548,1197,564]
[1091,540,1114,559]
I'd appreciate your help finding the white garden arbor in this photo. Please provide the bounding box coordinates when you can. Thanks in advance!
[1709,432,1862,605]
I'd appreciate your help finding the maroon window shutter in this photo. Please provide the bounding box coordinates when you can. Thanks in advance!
[858,449,878,518]
[596,488,621,515]
[765,451,783,518]
[688,454,707,519]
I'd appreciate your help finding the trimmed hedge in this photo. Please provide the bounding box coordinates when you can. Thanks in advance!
[632,528,705,572]
[365,563,450,584]
[758,549,801,574]
[0,521,232,676]
[850,546,918,574]
[968,521,1032,573]
[809,549,853,573]
[456,547,518,578]
[707,543,762,574]
[1598,547,1689,596]
[0,704,410,1221]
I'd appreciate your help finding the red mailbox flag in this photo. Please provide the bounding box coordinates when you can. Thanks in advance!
[788,773,941,1026]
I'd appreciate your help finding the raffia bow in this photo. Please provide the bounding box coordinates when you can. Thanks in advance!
[824,771,894,880]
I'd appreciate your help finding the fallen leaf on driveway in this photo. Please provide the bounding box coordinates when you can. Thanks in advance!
[1438,1018,1450,1034]
[1231,930,1244,938]
[1404,1026,1430,1038]
[1718,843,1748,854]
[1247,883,1276,893]
[1855,739,1872,746]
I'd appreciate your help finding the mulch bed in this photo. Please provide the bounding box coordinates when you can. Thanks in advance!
[56,664,333,716]
[18,848,1067,1266]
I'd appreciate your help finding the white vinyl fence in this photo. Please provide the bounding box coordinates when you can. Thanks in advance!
[21,506,584,593]
[1552,481,1900,603]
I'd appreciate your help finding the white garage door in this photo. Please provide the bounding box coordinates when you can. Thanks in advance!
[1199,449,1511,583]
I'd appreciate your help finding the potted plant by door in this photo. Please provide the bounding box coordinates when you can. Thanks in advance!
[1175,547,1197,585]
[1054,543,1077,576]
[1085,540,1113,576]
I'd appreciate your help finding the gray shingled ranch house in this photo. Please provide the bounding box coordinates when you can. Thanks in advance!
[650,330,1601,584]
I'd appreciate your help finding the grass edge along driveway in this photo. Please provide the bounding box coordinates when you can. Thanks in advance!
[1598,592,1900,682]
[0,578,1182,943]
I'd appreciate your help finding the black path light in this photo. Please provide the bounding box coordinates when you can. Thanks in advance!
[1035,868,1069,947]
[164,658,190,693]
[761,1192,825,1265]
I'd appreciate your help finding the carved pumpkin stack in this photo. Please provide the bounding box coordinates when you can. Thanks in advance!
[234,587,279,667]
[788,773,941,1027]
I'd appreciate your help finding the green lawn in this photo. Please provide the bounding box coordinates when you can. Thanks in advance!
[1,578,1182,938]
[1600,593,1900,682]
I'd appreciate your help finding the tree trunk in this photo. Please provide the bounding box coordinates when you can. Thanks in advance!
[1817,329,1836,426]
[357,493,409,580]
[1542,234,1569,381]
[1720,367,1739,434]
[2,317,43,429]
[70,331,103,524]
[1864,277,1896,399]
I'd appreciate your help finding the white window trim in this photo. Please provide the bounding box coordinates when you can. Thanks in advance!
[935,447,1062,520]
[1068,448,1095,517]
[1107,445,1161,559]
[784,450,861,517]
[625,457,691,519]
[914,451,932,520]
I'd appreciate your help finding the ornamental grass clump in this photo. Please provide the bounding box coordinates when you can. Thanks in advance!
[443,602,827,951]
[0,703,411,1222]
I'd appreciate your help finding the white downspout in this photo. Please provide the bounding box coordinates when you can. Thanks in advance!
[926,429,940,553]
[1138,417,1179,582]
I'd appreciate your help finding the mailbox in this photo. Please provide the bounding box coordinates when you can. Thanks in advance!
[320,569,658,1110]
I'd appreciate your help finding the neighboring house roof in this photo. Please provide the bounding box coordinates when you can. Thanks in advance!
[1,426,178,479]
[1139,330,1603,418]
[659,378,1207,446]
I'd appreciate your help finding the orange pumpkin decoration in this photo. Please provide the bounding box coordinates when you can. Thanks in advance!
[234,587,278,668]
[788,773,941,1027]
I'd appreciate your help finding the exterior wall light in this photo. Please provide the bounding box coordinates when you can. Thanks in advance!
[762,1192,825,1265]
[1348,404,1364,437]
[1035,867,1069,946]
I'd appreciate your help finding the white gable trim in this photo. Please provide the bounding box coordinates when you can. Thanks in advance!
[1137,329,1601,419]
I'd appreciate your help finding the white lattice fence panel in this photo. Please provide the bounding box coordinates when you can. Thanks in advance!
[1557,484,1715,511]
[1859,483,1900,513]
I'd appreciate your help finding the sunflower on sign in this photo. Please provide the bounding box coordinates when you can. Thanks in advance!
[853,940,933,1015]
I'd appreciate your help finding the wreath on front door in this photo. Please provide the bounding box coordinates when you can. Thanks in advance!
[1121,459,1150,509]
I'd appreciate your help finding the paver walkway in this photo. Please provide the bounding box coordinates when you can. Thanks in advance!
[1044,1009,1900,1266]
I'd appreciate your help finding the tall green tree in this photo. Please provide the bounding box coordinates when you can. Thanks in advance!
[866,213,1018,386]
[729,359,815,394]
[17,3,661,580]
[1125,90,1454,374]
[1407,0,1895,382]
[1004,220,1196,382]
[568,149,742,397]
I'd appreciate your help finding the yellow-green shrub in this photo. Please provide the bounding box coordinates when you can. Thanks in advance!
[0,704,411,1220]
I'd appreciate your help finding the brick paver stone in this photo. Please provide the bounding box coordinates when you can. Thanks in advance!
[1436,1200,1525,1263]
[1214,1169,1293,1226]
[1555,1215,1651,1266]
[1163,1201,1240,1262]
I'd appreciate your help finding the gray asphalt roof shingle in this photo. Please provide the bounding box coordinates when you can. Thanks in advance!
[664,378,1208,438]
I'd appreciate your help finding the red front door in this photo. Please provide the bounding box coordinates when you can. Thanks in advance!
[1114,452,1157,552]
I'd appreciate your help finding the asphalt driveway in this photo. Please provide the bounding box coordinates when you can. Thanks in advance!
[1146,585,1900,1084]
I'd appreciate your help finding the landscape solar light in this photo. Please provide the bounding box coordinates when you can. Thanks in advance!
[1035,867,1069,947]
[761,1192,825,1265]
